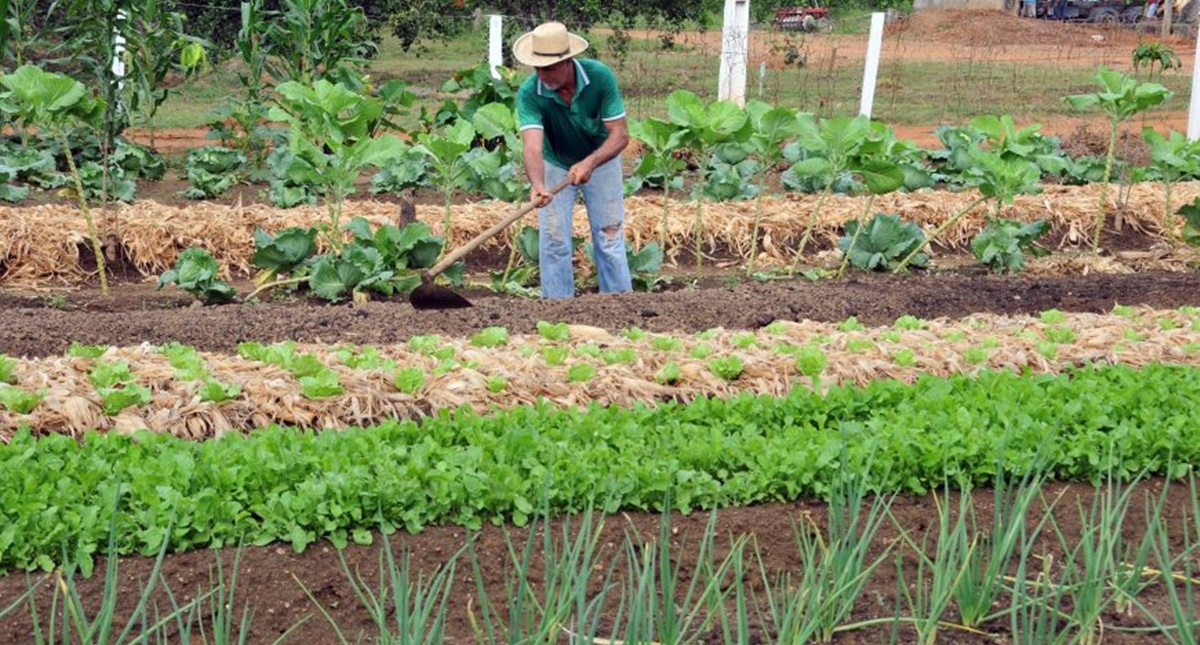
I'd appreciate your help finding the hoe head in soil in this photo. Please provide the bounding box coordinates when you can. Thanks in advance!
[409,178,570,310]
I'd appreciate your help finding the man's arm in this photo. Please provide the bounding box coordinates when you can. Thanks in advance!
[522,127,553,207]
[568,117,629,185]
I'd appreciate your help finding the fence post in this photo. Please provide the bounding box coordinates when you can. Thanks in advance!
[1189,23,1200,140]
[489,14,503,79]
[859,12,886,118]
[113,9,127,88]
[718,0,750,107]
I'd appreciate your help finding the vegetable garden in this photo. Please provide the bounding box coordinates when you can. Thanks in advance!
[3,2,1200,643]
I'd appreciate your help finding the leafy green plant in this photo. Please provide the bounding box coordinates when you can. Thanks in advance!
[896,147,1042,272]
[182,146,247,199]
[786,115,905,275]
[393,367,426,395]
[708,355,744,380]
[157,247,237,305]
[627,116,687,247]
[0,354,15,384]
[262,0,375,86]
[267,79,406,247]
[251,226,319,287]
[0,384,43,413]
[971,218,1050,274]
[665,90,751,278]
[1132,42,1181,82]
[536,321,570,342]
[1177,197,1200,246]
[1064,67,1173,252]
[204,0,275,167]
[0,65,110,294]
[838,212,927,271]
[198,379,241,404]
[470,327,509,348]
[742,101,801,273]
[1143,128,1200,243]
[567,363,596,383]
[655,361,682,384]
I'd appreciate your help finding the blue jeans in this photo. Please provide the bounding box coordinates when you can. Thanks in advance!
[539,157,632,299]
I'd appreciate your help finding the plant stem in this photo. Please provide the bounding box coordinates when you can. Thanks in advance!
[245,275,308,301]
[1094,120,1120,254]
[747,188,765,276]
[442,192,453,260]
[894,195,989,273]
[1163,178,1177,248]
[789,187,831,277]
[59,132,108,296]
[659,183,671,252]
[694,198,705,280]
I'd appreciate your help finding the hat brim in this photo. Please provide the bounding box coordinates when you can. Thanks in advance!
[512,32,589,67]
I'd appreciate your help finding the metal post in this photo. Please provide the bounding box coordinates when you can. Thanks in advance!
[718,0,750,107]
[859,12,886,118]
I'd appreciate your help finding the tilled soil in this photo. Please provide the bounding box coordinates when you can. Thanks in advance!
[2,262,1199,643]
[1,268,1198,359]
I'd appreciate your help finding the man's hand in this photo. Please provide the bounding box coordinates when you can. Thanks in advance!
[567,157,597,185]
[529,185,554,208]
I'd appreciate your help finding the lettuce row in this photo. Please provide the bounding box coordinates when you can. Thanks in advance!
[2,363,1199,572]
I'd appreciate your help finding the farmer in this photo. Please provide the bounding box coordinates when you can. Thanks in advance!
[513,21,633,299]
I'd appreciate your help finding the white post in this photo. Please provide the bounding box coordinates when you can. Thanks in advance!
[112,9,127,86]
[859,12,886,118]
[1188,23,1200,140]
[488,14,503,80]
[718,0,750,107]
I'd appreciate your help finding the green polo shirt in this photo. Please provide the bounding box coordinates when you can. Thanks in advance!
[516,58,626,169]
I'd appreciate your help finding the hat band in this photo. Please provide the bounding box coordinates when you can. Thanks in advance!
[534,46,570,57]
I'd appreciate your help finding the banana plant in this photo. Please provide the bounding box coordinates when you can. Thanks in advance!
[267,78,405,248]
[0,65,110,295]
[1063,66,1173,253]
[628,117,688,250]
[743,100,801,275]
[1143,127,1200,245]
[785,114,905,276]
[666,89,751,279]
[894,146,1042,273]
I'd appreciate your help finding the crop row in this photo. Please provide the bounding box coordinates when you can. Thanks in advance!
[2,361,1199,572]
[2,306,1199,439]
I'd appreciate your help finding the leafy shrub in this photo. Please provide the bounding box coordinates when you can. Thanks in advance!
[971,218,1049,274]
[156,247,237,305]
[838,213,927,271]
[182,146,246,199]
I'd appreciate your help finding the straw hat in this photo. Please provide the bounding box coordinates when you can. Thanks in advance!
[512,22,589,68]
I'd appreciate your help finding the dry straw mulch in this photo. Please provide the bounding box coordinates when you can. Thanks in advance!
[1,182,1198,287]
[3,306,1198,441]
